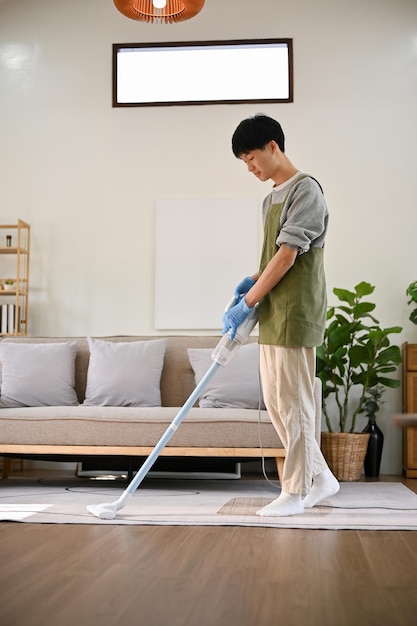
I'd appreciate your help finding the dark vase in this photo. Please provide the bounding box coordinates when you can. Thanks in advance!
[362,418,384,477]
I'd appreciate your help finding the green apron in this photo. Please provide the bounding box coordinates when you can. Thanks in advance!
[258,175,327,347]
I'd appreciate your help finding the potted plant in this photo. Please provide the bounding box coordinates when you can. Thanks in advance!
[3,279,15,291]
[406,280,417,325]
[316,281,402,480]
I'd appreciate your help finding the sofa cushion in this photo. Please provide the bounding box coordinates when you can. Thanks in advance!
[188,342,265,409]
[0,341,79,408]
[0,405,281,448]
[83,337,166,407]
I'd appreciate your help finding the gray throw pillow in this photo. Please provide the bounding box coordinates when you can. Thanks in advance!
[83,337,166,407]
[0,341,79,407]
[188,342,265,409]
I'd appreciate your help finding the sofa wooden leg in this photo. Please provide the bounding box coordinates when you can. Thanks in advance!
[275,457,284,484]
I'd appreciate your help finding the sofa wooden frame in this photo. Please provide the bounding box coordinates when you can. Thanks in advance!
[1,445,285,480]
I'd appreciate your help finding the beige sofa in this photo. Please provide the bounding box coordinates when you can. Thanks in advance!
[0,335,322,481]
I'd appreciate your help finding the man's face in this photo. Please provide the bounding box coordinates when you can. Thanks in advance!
[240,141,280,182]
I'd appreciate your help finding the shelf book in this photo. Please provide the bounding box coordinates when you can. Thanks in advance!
[0,303,19,335]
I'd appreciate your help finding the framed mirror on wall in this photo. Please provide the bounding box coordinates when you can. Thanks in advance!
[113,38,293,107]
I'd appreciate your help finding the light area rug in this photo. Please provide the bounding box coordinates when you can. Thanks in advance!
[0,476,417,529]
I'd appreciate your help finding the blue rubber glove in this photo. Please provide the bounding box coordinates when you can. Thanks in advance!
[222,297,253,339]
[234,276,256,300]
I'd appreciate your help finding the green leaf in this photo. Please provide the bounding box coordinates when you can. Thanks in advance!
[352,371,371,385]
[353,301,377,320]
[376,377,401,389]
[375,345,402,365]
[337,306,354,317]
[333,288,355,306]
[355,282,375,298]
[349,344,371,367]
[326,306,335,320]
[406,280,417,303]
[316,344,325,360]
[375,362,397,370]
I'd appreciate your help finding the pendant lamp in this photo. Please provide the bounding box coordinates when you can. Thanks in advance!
[113,0,205,24]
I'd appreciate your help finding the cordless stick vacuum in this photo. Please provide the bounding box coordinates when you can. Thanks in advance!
[87,299,258,520]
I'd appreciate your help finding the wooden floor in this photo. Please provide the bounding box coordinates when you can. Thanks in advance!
[1,469,417,626]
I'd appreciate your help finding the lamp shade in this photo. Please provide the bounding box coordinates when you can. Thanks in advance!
[113,0,205,23]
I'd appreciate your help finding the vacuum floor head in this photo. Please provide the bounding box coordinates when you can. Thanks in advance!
[87,503,118,520]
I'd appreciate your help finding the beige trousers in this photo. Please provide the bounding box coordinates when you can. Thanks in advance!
[259,344,328,495]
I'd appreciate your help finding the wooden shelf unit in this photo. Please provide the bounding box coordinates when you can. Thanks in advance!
[402,342,417,477]
[0,220,30,336]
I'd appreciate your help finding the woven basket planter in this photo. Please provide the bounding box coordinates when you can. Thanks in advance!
[321,432,370,481]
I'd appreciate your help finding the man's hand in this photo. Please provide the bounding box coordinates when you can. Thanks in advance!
[234,276,256,301]
[222,297,253,339]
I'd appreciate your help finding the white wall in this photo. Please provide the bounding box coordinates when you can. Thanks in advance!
[1,0,416,473]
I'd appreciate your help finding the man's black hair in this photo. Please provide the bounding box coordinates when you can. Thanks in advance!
[232,114,285,157]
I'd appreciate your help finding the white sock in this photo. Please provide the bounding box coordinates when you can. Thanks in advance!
[256,492,304,517]
[303,468,340,508]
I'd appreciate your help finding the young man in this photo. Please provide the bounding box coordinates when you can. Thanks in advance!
[222,114,339,516]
